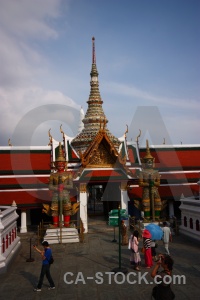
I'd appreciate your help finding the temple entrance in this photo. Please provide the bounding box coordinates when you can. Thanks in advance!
[87,182,121,218]
[102,182,121,217]
[87,182,121,232]
[88,184,104,216]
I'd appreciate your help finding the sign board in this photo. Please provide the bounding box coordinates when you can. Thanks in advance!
[108,216,119,227]
[109,209,126,216]
[108,209,129,226]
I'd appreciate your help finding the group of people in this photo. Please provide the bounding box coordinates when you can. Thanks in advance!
[33,221,174,299]
[128,221,174,299]
[128,221,172,270]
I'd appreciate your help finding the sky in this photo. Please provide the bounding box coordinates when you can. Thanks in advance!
[0,0,199,147]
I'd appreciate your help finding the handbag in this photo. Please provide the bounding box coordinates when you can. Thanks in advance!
[141,247,145,254]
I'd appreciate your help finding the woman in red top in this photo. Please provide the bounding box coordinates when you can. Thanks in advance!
[142,229,153,268]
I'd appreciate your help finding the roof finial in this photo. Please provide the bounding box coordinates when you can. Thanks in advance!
[60,124,65,139]
[144,139,153,160]
[56,142,66,162]
[136,129,141,147]
[92,37,96,64]
[8,138,12,146]
[48,128,53,145]
[124,125,128,138]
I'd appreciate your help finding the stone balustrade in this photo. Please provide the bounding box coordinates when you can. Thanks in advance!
[0,204,21,274]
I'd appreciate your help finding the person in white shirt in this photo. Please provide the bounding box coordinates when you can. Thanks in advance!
[162,222,172,255]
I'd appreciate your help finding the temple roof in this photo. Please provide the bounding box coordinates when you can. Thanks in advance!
[0,147,51,175]
[71,37,120,154]
[139,145,200,171]
[77,169,129,182]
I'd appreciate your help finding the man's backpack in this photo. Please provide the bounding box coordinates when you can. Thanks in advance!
[48,255,54,264]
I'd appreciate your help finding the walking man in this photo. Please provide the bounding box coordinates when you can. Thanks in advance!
[162,222,172,255]
[33,241,55,292]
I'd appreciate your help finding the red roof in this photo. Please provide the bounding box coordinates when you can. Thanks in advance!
[0,190,51,207]
[0,145,199,208]
[79,169,128,182]
[128,183,198,200]
[0,152,51,173]
[0,176,49,187]
[139,147,200,170]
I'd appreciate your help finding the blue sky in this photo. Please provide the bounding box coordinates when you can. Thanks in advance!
[0,0,199,146]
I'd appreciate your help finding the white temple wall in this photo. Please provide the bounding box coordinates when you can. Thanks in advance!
[179,198,200,242]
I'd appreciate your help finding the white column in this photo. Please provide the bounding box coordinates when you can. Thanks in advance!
[20,210,27,233]
[120,182,129,226]
[168,200,174,218]
[79,183,88,233]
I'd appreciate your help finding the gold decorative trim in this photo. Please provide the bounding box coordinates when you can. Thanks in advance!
[120,182,127,191]
[80,183,87,193]
[86,164,115,168]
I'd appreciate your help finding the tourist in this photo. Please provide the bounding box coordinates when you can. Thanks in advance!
[151,254,175,299]
[121,220,128,245]
[142,229,153,268]
[151,240,157,261]
[162,222,172,255]
[33,241,55,292]
[128,230,141,270]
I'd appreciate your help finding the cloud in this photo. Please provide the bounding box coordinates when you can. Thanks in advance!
[0,0,199,148]
[163,114,200,145]
[103,81,200,110]
[0,29,34,87]
[0,86,80,145]
[0,0,64,87]
[102,81,199,145]
[11,104,80,146]
[0,0,78,146]
[0,0,62,39]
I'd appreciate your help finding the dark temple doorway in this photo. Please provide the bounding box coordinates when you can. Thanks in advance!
[87,182,121,218]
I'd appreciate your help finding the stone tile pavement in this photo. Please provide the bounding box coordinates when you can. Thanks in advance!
[0,222,200,300]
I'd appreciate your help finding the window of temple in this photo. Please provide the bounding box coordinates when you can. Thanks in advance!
[196,220,200,231]
[190,218,193,229]
[184,216,187,227]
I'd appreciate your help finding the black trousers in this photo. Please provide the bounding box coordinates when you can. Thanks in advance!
[37,264,55,289]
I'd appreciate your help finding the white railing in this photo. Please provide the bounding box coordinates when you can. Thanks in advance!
[0,204,21,273]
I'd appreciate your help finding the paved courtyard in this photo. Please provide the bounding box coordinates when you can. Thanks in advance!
[0,220,200,300]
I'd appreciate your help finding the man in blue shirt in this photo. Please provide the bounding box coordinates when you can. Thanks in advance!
[33,241,55,292]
